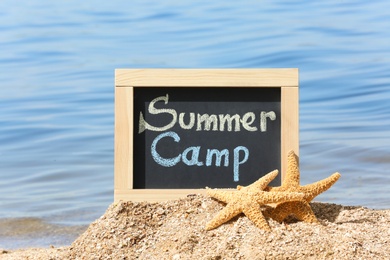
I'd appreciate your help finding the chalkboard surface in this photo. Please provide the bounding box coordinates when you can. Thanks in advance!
[133,87,281,189]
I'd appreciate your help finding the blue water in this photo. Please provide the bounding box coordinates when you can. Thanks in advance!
[0,0,389,249]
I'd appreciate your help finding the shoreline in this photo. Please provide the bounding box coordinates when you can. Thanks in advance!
[2,195,389,259]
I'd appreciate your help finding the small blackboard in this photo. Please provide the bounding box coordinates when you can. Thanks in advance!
[115,69,299,202]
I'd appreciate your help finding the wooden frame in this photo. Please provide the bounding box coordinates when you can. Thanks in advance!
[115,69,299,202]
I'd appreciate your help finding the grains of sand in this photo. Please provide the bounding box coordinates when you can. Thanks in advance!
[2,195,389,259]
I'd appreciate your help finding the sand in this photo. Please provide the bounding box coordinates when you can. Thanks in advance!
[2,194,389,259]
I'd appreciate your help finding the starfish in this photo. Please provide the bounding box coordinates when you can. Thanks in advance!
[264,150,341,224]
[205,170,305,231]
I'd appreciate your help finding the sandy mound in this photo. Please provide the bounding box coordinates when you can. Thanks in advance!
[2,194,390,259]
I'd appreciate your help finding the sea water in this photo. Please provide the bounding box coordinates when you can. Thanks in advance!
[0,0,389,249]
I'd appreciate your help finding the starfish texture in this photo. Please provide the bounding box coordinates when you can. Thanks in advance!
[264,150,341,223]
[205,170,304,231]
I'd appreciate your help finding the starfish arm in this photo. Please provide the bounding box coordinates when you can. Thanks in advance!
[283,150,301,186]
[265,151,300,192]
[206,189,237,203]
[243,203,271,231]
[254,191,304,204]
[265,201,319,224]
[264,185,285,192]
[300,172,341,202]
[205,204,242,230]
[248,170,279,190]
[263,204,289,223]
[289,201,319,223]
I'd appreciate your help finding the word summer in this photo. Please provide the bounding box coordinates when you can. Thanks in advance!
[139,94,276,133]
[151,131,249,182]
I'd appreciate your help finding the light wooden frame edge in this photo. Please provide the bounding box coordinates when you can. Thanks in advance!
[114,69,299,202]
